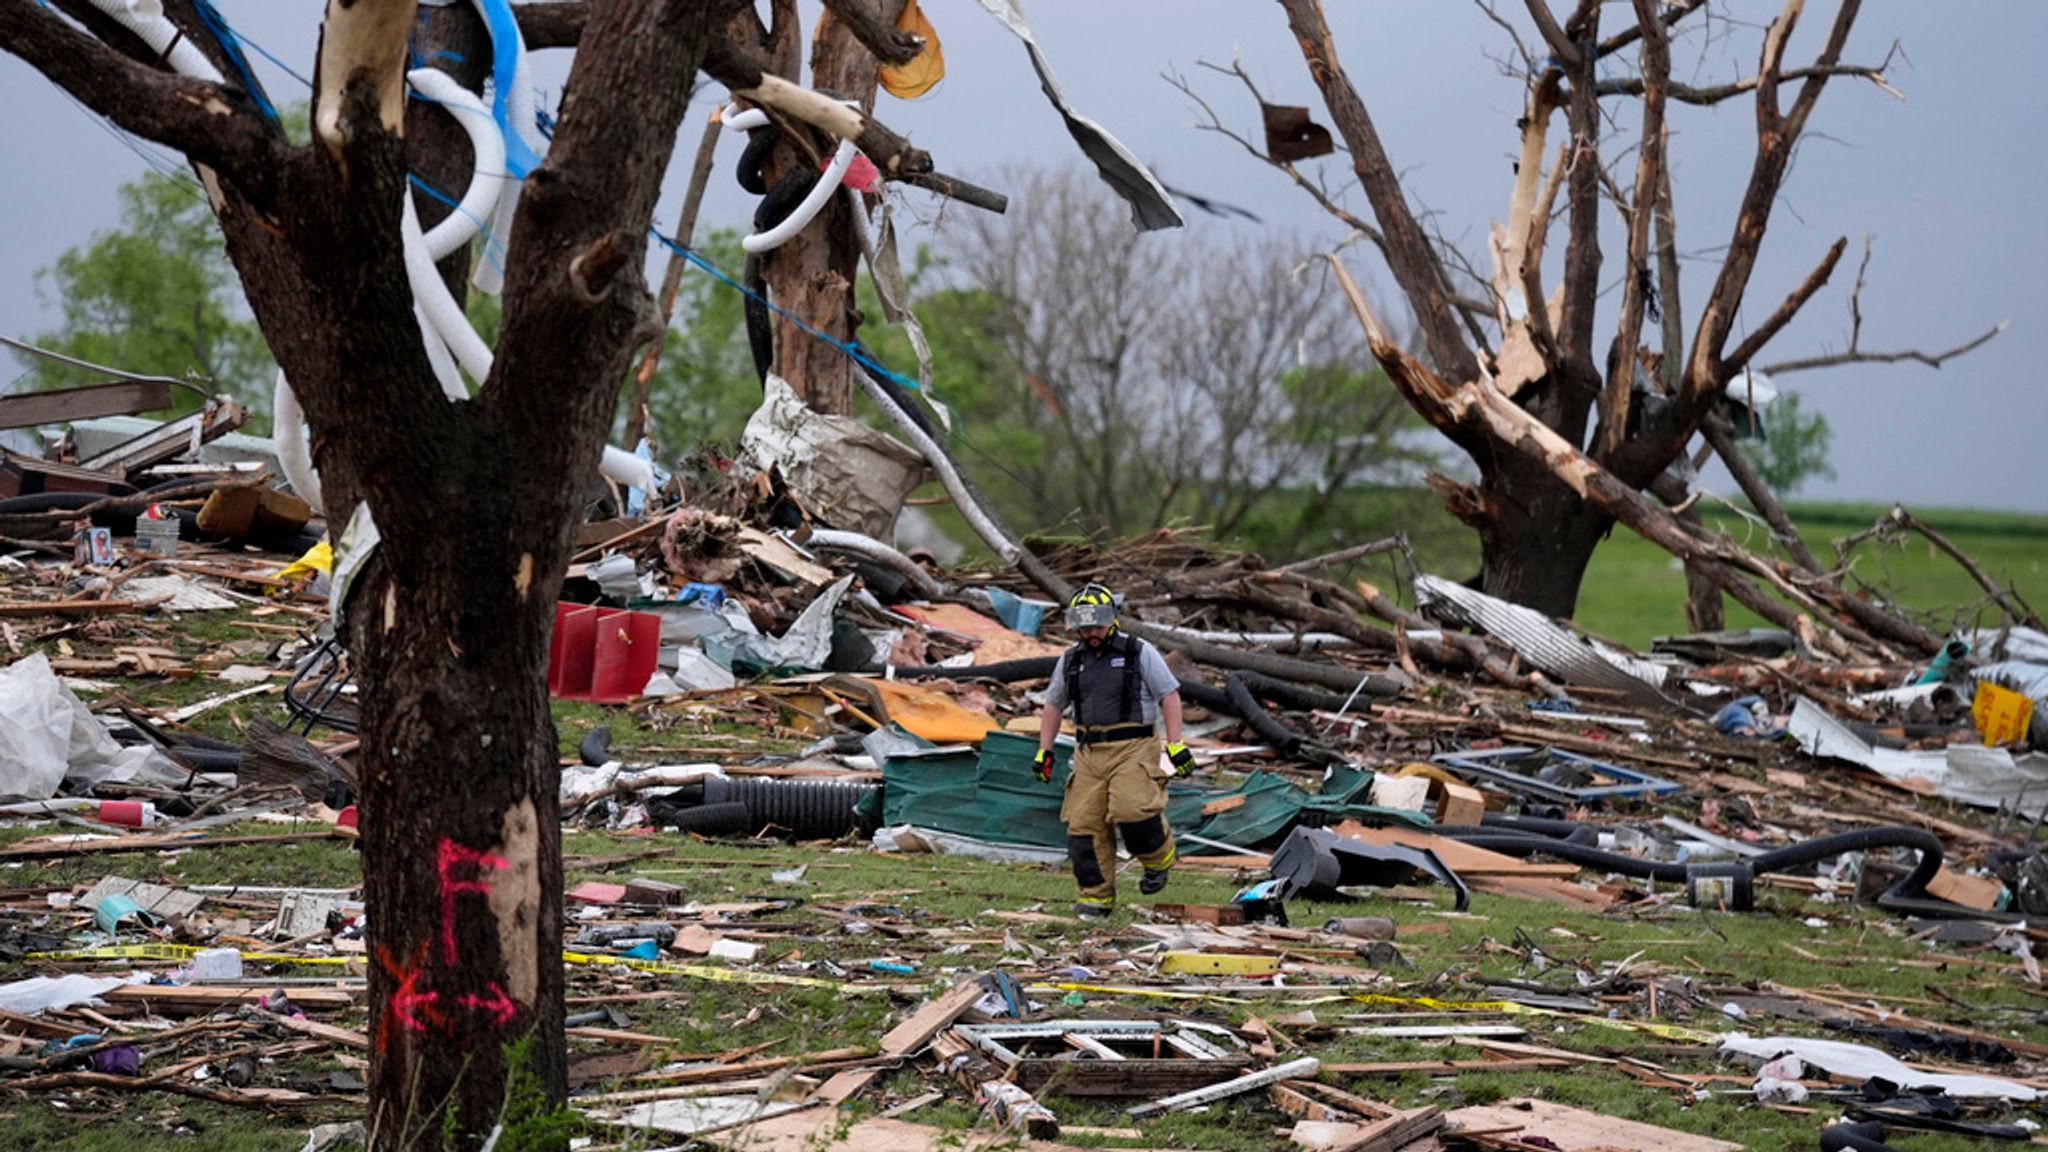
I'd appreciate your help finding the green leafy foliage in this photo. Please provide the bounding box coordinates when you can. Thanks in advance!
[637,229,762,452]
[1738,390,1836,495]
[23,171,274,423]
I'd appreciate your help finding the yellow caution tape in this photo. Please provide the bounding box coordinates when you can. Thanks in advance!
[33,943,871,994]
[560,950,872,994]
[1349,991,1723,1044]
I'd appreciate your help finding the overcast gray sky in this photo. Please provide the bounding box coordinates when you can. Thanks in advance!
[1,2,2042,511]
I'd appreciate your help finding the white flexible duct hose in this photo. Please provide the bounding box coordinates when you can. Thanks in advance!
[850,369,1020,566]
[272,371,323,514]
[406,68,504,261]
[401,196,492,391]
[721,104,770,133]
[90,0,223,83]
[742,136,858,254]
[807,529,946,600]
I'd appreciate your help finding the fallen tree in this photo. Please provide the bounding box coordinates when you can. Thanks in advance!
[1191,1,2003,629]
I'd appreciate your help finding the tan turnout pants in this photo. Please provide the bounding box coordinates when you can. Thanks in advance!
[1060,736,1174,905]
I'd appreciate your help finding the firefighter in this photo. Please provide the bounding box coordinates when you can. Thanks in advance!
[1033,583,1195,918]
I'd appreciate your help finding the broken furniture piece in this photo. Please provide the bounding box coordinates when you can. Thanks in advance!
[951,1019,1250,1098]
[1433,745,1680,805]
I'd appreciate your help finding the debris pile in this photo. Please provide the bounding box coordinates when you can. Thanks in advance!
[2,409,2047,1149]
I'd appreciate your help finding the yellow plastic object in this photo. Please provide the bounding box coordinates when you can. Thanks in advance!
[275,539,333,582]
[1158,950,1280,977]
[1974,680,2035,746]
[879,0,944,99]
[1392,762,1464,788]
[845,675,999,744]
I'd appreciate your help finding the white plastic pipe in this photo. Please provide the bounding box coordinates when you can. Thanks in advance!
[808,529,946,599]
[721,104,770,133]
[272,371,324,515]
[91,0,224,83]
[599,445,655,492]
[742,136,859,254]
[406,68,504,261]
[401,195,493,389]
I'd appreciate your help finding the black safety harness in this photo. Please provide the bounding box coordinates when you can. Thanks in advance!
[1065,632,1152,746]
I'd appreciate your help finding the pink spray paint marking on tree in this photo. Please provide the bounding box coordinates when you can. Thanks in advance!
[437,839,509,966]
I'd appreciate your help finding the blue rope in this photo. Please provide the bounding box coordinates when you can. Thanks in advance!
[236,32,313,90]
[651,232,924,394]
[192,0,278,123]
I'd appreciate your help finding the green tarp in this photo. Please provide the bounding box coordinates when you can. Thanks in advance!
[878,734,1431,852]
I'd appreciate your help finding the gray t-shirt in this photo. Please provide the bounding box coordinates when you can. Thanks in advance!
[1045,637,1180,727]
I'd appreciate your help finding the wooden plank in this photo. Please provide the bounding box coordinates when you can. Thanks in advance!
[1467,874,1617,910]
[1445,1098,1739,1152]
[816,979,985,1105]
[260,1011,368,1050]
[1453,1038,1618,1066]
[1128,1056,1322,1119]
[0,597,161,617]
[1331,1105,1443,1152]
[0,380,173,430]
[0,830,344,860]
[102,984,358,1012]
[878,980,987,1055]
[708,1110,1178,1151]
[1324,1058,1567,1077]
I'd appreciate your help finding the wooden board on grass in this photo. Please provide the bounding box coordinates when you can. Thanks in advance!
[1446,1098,1741,1152]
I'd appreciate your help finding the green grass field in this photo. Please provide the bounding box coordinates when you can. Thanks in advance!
[1223,495,2046,651]
[1572,501,2046,648]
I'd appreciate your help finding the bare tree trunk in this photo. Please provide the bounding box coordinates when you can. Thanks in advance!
[761,0,904,414]
[1463,461,1613,620]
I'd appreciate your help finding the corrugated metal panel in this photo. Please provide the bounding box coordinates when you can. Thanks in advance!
[1414,575,1670,710]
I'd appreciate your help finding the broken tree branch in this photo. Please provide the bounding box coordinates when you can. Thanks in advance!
[1702,415,1824,574]
[1683,0,1862,418]
[703,38,931,178]
[1852,507,2043,630]
[818,0,925,67]
[1722,237,1848,379]
[0,2,282,199]
[1596,0,1670,457]
[1275,0,1481,385]
[1763,324,2008,376]
[1327,254,1940,658]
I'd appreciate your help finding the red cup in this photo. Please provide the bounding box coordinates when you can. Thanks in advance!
[97,800,148,827]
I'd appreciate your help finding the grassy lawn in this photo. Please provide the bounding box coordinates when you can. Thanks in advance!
[5,814,2042,1151]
